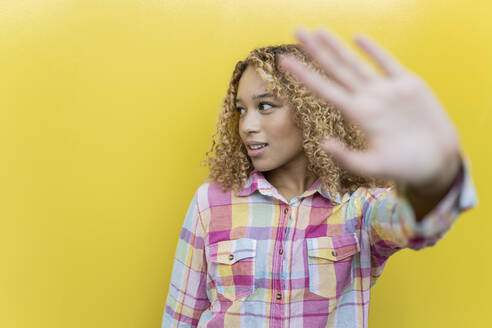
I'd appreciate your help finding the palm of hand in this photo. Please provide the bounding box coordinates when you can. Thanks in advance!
[280,28,461,188]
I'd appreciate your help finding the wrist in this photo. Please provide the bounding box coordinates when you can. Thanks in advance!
[406,151,462,200]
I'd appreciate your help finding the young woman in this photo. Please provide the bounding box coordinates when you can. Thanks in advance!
[161,28,477,328]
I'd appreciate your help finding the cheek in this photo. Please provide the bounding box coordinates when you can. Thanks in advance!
[267,113,299,137]
[268,121,304,149]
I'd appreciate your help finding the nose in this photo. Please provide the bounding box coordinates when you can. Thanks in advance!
[240,108,261,134]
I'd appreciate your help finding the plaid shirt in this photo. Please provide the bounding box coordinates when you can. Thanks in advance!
[162,155,477,328]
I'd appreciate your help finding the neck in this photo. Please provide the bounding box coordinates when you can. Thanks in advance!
[263,156,318,199]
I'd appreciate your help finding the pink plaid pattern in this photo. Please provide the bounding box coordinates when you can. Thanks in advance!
[162,155,477,327]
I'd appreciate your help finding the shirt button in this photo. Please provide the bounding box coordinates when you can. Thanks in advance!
[228,254,234,261]
[276,293,282,300]
[279,248,283,255]
[331,250,338,257]
[284,208,288,214]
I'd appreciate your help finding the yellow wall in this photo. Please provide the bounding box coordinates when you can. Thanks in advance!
[1,0,489,327]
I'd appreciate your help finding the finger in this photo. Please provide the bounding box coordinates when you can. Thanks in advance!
[279,55,361,125]
[353,34,407,77]
[295,28,363,92]
[314,28,379,83]
[320,137,382,179]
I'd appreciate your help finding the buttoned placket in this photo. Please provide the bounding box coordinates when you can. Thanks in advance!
[270,201,293,328]
[276,206,290,300]
[256,180,313,327]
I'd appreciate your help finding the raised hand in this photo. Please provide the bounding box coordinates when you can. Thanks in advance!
[279,27,462,191]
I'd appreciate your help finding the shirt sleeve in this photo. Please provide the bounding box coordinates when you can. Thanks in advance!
[161,191,210,327]
[361,154,478,286]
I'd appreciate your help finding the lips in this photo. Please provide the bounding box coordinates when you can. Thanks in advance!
[246,143,268,157]
[247,143,268,150]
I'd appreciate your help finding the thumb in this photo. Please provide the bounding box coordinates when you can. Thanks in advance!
[320,137,379,178]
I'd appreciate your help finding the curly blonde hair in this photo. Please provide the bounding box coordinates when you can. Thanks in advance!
[201,43,394,197]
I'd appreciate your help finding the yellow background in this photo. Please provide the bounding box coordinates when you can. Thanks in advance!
[0,0,489,327]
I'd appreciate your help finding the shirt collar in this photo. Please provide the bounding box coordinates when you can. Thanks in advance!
[234,169,349,204]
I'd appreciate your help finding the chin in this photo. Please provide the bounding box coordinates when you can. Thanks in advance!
[251,161,277,173]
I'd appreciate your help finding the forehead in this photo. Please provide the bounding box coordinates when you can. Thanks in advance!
[237,66,271,94]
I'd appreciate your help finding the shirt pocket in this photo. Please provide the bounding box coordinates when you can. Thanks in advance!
[306,232,360,299]
[208,238,256,301]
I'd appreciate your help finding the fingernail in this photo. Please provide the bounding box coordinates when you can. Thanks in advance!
[295,27,309,41]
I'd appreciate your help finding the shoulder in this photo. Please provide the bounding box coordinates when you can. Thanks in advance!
[193,180,235,213]
[354,185,397,203]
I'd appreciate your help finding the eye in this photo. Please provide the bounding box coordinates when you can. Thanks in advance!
[235,106,245,115]
[259,102,274,111]
[235,102,276,116]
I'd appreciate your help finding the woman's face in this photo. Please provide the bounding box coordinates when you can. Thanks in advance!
[236,65,306,173]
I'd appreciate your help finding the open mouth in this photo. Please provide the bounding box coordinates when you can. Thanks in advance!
[248,143,268,150]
